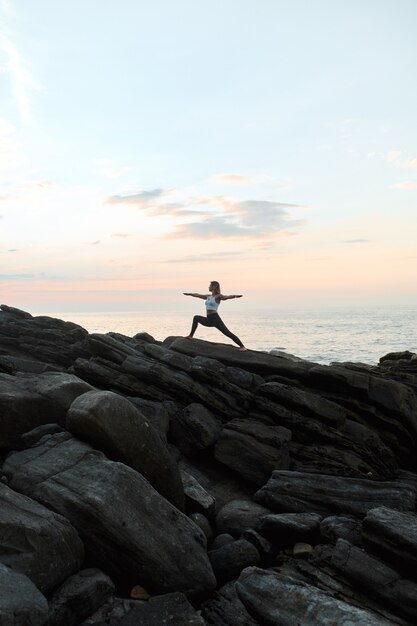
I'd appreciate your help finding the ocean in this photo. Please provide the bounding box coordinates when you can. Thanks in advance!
[47,306,416,366]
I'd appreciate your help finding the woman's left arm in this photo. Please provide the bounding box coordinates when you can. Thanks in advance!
[220,294,243,300]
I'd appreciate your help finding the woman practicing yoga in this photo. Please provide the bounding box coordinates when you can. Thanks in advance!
[183,281,247,351]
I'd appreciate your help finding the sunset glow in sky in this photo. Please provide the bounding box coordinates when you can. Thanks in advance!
[1,0,416,312]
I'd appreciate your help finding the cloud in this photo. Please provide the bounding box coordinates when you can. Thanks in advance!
[343,239,371,243]
[22,180,53,189]
[210,174,267,185]
[106,189,172,208]
[87,240,101,245]
[111,233,130,238]
[162,250,246,263]
[386,152,417,170]
[390,181,417,190]
[0,273,33,280]
[0,31,39,124]
[106,187,306,240]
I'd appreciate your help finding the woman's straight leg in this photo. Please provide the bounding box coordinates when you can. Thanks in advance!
[212,315,244,348]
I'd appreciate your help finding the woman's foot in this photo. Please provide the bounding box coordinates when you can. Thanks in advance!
[238,346,247,351]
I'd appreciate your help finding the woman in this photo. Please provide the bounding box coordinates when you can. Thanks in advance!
[183,281,247,351]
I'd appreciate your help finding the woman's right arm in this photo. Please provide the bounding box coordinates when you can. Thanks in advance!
[183,293,207,299]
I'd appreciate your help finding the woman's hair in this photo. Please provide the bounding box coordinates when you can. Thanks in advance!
[210,281,221,294]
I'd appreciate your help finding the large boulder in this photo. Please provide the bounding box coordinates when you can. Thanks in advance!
[66,390,184,510]
[0,371,94,448]
[3,432,216,596]
[0,482,84,593]
[0,562,48,626]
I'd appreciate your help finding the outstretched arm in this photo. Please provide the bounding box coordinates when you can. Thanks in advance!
[183,292,209,299]
[220,294,243,300]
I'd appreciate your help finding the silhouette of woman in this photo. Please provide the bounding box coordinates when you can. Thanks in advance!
[183,281,247,351]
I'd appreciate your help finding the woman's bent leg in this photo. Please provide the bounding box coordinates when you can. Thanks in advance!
[189,315,211,336]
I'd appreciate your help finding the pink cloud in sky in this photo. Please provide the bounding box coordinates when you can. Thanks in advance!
[390,181,417,190]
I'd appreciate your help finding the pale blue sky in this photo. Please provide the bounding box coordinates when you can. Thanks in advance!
[1,0,416,311]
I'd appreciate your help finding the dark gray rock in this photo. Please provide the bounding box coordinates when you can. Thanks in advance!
[3,432,216,596]
[326,539,417,622]
[235,566,396,625]
[257,512,322,548]
[320,515,363,546]
[363,506,417,575]
[216,499,272,537]
[256,381,347,427]
[241,529,273,558]
[78,597,143,626]
[208,539,261,585]
[45,568,115,626]
[0,371,94,448]
[214,418,291,486]
[118,592,205,625]
[170,403,222,457]
[0,562,48,626]
[127,397,176,438]
[0,482,84,593]
[211,533,235,551]
[189,513,213,546]
[181,470,216,518]
[20,423,66,448]
[255,470,417,517]
[66,390,184,510]
[0,304,90,369]
[165,336,314,378]
[202,580,259,625]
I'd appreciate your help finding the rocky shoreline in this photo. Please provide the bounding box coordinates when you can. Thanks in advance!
[1,303,417,625]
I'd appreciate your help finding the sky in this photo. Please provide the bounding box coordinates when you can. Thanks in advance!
[0,0,416,313]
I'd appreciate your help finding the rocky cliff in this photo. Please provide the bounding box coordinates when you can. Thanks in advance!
[1,303,417,625]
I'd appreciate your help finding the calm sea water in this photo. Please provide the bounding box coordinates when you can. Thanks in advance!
[48,306,416,366]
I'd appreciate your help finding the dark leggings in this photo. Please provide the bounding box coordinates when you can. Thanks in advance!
[190,313,244,347]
